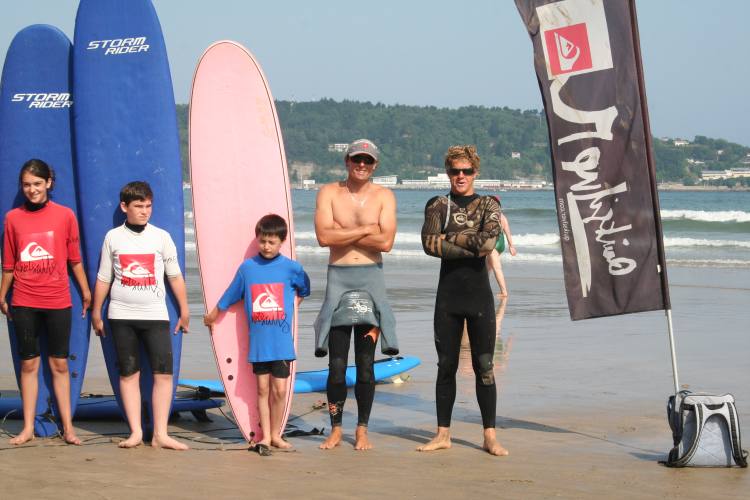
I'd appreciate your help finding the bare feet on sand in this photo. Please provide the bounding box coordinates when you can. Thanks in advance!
[319,426,342,449]
[417,428,451,452]
[151,434,189,451]
[118,430,143,449]
[354,425,372,451]
[9,428,35,446]
[271,436,293,449]
[63,429,82,446]
[483,429,509,456]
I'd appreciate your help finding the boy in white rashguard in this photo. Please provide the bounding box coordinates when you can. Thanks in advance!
[91,181,190,450]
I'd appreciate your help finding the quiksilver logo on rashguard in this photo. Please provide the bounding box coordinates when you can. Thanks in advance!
[251,283,285,321]
[20,241,53,262]
[86,37,150,55]
[11,93,72,109]
[16,232,55,274]
[119,254,156,287]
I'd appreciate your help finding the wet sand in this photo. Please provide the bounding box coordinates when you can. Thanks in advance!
[1,256,748,498]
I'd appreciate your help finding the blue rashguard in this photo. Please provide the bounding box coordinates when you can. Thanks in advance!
[217,254,310,363]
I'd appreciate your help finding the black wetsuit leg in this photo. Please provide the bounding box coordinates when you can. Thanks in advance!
[433,251,498,429]
[433,308,465,428]
[326,324,378,427]
[353,324,377,427]
[466,298,497,429]
[326,325,351,427]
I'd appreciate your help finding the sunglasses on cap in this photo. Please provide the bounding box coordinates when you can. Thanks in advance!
[447,167,476,177]
[349,154,376,165]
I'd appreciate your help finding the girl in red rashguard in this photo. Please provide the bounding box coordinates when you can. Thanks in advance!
[0,159,91,445]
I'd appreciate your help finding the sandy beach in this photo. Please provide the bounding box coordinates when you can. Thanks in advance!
[1,252,748,499]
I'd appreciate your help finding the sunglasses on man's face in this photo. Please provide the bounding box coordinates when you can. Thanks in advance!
[349,154,376,166]
[447,167,476,177]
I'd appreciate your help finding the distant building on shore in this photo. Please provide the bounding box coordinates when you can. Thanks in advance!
[372,175,397,186]
[701,168,750,181]
[327,143,348,153]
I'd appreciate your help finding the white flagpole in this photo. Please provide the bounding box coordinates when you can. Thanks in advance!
[665,309,680,395]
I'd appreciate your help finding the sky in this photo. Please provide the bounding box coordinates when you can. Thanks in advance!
[1,0,748,147]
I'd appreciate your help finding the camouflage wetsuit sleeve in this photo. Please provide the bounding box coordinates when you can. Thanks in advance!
[444,196,501,255]
[421,196,475,259]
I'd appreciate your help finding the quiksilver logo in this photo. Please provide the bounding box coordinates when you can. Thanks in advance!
[537,0,635,298]
[12,93,72,109]
[20,242,53,262]
[87,37,150,55]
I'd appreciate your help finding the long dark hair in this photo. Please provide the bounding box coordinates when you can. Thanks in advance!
[18,158,55,191]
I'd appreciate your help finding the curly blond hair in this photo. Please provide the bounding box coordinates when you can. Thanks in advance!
[444,144,480,172]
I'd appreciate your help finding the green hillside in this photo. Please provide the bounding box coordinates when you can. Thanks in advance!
[176,100,750,186]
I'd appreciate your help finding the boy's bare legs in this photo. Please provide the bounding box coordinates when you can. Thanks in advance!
[417,426,452,452]
[119,371,143,448]
[10,358,39,445]
[151,373,188,450]
[49,356,80,445]
[256,373,272,447]
[270,375,292,449]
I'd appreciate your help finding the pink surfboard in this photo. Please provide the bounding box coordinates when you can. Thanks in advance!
[189,41,296,443]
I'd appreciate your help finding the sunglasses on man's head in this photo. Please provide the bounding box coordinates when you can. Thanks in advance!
[447,167,476,177]
[349,154,376,166]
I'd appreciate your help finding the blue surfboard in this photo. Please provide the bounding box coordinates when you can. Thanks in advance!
[179,356,422,394]
[0,25,90,437]
[73,0,184,439]
[0,395,223,420]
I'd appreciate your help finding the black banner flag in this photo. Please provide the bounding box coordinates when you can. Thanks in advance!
[515,0,670,320]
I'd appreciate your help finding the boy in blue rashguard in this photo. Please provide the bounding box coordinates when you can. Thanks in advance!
[204,214,310,455]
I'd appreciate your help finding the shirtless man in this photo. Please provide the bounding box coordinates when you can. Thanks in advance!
[313,139,397,451]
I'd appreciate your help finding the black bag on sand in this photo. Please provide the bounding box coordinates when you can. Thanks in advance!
[666,390,748,467]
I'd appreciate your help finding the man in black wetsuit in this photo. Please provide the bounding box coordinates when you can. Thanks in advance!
[418,145,508,456]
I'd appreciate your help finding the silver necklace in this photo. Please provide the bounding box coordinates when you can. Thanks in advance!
[346,181,368,207]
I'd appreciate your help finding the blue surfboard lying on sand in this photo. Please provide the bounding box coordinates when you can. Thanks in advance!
[179,356,421,395]
[0,394,223,421]
[73,0,184,440]
[0,25,90,437]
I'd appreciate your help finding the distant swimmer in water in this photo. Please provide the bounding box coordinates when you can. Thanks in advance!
[486,195,517,296]
[313,139,398,451]
[419,145,508,456]
[1,159,91,446]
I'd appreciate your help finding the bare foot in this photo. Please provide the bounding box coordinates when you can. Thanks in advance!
[271,436,293,449]
[9,428,35,446]
[319,426,342,450]
[483,429,509,456]
[118,430,143,449]
[354,426,372,451]
[417,428,451,452]
[63,429,82,446]
[151,434,189,451]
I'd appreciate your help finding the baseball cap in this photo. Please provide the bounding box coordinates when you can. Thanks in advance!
[345,139,379,162]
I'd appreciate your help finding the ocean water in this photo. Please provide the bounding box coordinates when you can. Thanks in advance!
[185,189,750,269]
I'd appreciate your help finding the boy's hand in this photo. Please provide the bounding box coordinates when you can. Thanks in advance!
[203,306,220,330]
[175,314,190,335]
[92,315,105,337]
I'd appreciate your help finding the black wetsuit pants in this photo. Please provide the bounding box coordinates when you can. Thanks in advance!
[326,324,377,427]
[434,289,497,429]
